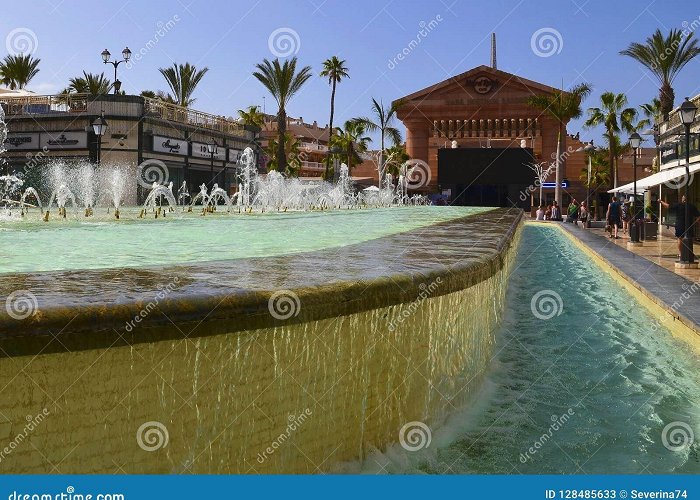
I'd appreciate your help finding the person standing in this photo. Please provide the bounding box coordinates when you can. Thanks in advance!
[568,199,579,224]
[606,196,622,239]
[551,201,562,221]
[659,195,700,259]
[536,205,545,221]
[579,201,588,228]
[621,198,631,236]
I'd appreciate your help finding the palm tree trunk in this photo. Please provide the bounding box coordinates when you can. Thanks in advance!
[325,81,336,180]
[347,143,353,174]
[660,82,675,121]
[555,126,562,208]
[278,109,287,174]
[379,133,385,188]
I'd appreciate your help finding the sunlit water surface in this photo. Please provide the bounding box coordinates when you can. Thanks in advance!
[358,223,700,474]
[0,206,486,273]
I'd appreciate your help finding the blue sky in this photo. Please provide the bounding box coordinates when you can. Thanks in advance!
[2,0,700,146]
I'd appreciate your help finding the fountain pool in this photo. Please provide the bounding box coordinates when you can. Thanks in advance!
[0,206,489,273]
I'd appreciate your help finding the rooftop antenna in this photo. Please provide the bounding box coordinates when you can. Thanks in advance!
[490,33,497,69]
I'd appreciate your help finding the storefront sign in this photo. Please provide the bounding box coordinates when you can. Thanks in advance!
[153,135,188,156]
[40,132,87,149]
[191,142,226,160]
[3,133,39,150]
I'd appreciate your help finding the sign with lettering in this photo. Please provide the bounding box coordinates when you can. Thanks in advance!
[3,133,39,150]
[192,142,226,160]
[542,181,568,188]
[153,135,187,156]
[40,132,87,149]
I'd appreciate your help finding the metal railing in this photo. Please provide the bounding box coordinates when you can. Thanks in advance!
[300,161,325,171]
[142,97,245,135]
[0,93,246,136]
[0,93,89,115]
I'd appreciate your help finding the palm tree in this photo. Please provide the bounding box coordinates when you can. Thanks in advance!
[351,98,403,186]
[238,105,265,129]
[527,83,592,207]
[253,57,312,174]
[579,148,610,219]
[158,62,209,107]
[64,71,112,95]
[620,29,700,120]
[584,92,637,190]
[332,120,372,174]
[320,56,349,179]
[0,54,40,90]
[265,132,301,176]
[384,144,410,177]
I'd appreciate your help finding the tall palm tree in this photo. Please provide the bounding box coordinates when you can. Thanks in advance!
[332,120,372,174]
[238,105,265,129]
[253,57,312,174]
[620,29,700,120]
[351,98,403,186]
[0,54,40,90]
[320,56,349,179]
[64,71,112,95]
[158,62,209,107]
[584,92,637,190]
[527,83,592,207]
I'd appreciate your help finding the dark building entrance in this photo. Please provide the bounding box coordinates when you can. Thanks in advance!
[438,148,534,209]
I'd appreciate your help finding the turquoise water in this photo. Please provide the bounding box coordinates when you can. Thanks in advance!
[365,223,700,474]
[0,206,486,273]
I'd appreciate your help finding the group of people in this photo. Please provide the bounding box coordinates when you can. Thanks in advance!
[535,201,562,221]
[606,195,700,259]
[535,199,589,227]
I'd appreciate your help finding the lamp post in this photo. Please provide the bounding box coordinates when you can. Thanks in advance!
[207,141,217,186]
[629,132,642,243]
[91,111,108,165]
[679,97,698,264]
[101,47,131,94]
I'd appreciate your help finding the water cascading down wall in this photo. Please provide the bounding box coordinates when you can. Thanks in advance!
[0,208,522,473]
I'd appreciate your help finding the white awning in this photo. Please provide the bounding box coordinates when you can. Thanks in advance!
[608,162,700,193]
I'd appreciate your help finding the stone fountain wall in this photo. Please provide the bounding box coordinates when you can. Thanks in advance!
[0,211,522,473]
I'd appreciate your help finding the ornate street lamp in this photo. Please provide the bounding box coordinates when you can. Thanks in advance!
[629,132,642,243]
[679,97,698,264]
[101,47,131,94]
[207,142,217,186]
[91,111,108,164]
